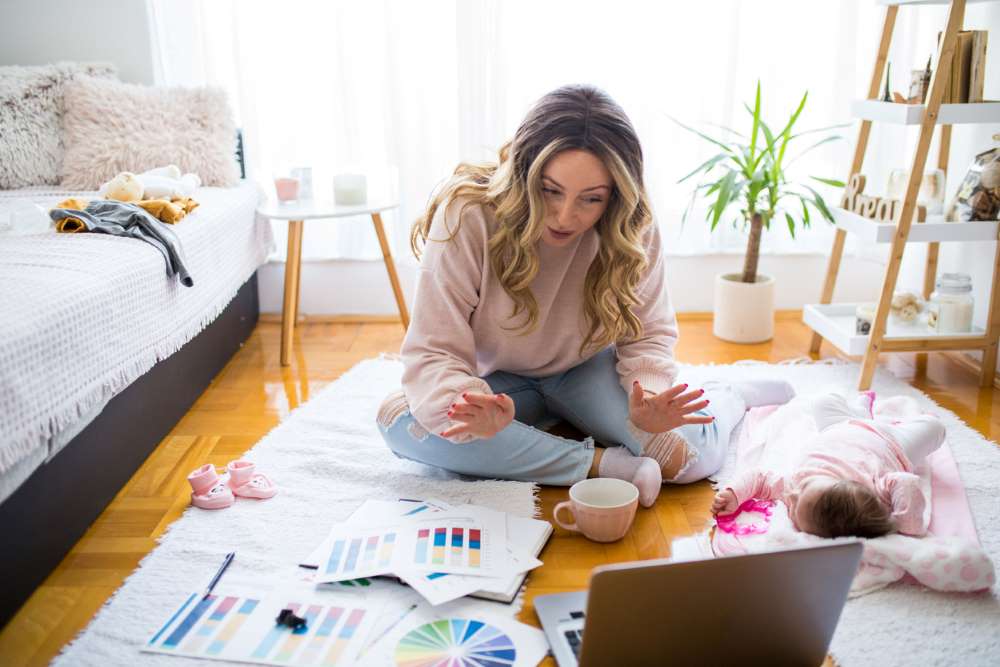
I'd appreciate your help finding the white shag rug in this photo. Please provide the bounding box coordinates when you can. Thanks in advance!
[55,357,536,666]
[56,357,1000,666]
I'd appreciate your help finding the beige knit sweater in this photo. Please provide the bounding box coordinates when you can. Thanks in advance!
[400,197,679,441]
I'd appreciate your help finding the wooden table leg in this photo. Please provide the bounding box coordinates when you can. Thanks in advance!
[280,220,304,366]
[371,212,410,329]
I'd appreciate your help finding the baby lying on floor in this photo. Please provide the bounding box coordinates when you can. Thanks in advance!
[712,392,945,539]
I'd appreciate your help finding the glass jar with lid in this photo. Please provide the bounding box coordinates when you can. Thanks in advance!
[927,273,974,333]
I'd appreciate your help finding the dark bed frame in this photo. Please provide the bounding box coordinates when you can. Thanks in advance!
[0,272,260,627]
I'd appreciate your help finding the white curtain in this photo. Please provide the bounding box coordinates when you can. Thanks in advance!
[150,0,954,264]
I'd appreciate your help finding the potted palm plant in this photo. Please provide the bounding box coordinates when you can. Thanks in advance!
[676,82,844,343]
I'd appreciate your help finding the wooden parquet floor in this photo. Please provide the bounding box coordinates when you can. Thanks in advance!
[2,312,998,666]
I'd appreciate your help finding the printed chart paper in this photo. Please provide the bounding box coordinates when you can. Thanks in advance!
[365,600,548,667]
[397,549,541,606]
[144,590,378,666]
[316,508,507,583]
[395,618,518,666]
[404,507,507,576]
[319,525,403,582]
[301,499,452,569]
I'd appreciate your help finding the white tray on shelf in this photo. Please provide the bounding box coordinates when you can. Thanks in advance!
[803,302,985,356]
[877,0,997,7]
[832,207,998,243]
[850,99,1000,125]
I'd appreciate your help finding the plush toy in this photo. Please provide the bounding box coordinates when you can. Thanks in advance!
[100,165,201,202]
[83,165,201,225]
[137,197,199,224]
[102,172,144,202]
[890,290,924,324]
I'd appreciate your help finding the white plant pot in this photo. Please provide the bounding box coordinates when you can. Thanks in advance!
[712,272,775,343]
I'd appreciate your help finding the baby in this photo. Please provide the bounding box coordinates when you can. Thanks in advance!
[712,392,945,539]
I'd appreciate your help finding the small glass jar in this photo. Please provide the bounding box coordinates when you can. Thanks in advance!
[887,168,946,215]
[928,273,974,333]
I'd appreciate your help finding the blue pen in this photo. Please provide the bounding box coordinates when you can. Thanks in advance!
[202,552,236,599]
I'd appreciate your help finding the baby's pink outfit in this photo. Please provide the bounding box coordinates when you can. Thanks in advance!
[725,393,945,536]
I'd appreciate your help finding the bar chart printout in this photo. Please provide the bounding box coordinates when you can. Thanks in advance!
[404,508,506,576]
[319,526,400,583]
[144,590,377,666]
[315,507,507,582]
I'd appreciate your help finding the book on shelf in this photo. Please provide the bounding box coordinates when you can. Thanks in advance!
[969,31,988,103]
[937,29,988,104]
[953,31,973,104]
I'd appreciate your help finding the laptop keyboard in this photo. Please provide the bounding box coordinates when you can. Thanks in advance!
[564,611,586,657]
[564,629,584,656]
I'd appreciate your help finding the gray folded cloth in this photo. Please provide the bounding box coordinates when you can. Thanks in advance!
[50,200,193,286]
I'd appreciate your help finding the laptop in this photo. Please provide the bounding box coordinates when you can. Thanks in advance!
[534,541,863,667]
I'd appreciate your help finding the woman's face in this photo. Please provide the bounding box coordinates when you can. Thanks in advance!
[539,149,613,247]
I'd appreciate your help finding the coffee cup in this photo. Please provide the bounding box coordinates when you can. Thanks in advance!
[552,478,639,543]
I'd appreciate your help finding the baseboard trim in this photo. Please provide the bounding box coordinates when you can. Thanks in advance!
[259,313,404,324]
[942,350,1000,390]
[676,310,803,322]
[260,310,802,324]
[259,311,806,325]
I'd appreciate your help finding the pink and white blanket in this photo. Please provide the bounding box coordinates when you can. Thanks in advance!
[713,394,996,596]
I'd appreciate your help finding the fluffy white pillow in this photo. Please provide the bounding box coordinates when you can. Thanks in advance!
[0,62,116,189]
[60,77,240,190]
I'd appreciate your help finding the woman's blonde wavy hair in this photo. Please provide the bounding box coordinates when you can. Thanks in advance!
[411,84,654,356]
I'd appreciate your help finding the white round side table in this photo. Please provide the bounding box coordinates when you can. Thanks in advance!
[256,198,410,366]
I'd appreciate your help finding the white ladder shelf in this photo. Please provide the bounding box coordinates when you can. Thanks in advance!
[805,0,1000,389]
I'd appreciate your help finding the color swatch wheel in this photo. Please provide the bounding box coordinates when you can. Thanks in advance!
[395,618,517,666]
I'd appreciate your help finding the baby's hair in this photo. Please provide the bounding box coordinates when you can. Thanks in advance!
[810,480,895,539]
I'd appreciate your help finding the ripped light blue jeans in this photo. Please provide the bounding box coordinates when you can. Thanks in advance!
[376,348,745,486]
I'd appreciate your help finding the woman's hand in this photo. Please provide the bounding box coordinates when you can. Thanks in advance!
[441,391,515,440]
[629,381,714,434]
[711,489,739,515]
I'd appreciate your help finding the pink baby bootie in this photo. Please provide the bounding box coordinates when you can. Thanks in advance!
[226,460,278,500]
[187,463,235,510]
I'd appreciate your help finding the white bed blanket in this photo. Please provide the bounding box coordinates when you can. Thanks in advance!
[0,182,274,490]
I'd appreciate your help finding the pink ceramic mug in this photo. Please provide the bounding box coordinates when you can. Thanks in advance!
[553,478,639,543]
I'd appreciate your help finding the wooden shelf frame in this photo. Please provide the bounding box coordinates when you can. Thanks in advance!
[807,0,1000,389]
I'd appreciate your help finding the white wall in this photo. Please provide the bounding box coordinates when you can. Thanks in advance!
[256,252,888,316]
[0,0,156,84]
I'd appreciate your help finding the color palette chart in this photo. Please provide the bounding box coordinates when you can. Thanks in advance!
[144,590,377,666]
[321,528,399,582]
[408,517,492,575]
[314,506,506,584]
[394,618,517,667]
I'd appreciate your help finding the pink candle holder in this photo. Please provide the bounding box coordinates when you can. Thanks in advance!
[274,177,300,202]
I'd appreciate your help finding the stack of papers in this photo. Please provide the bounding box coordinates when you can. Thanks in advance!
[143,498,552,666]
[300,499,551,605]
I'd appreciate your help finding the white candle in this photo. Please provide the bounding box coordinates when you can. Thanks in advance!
[334,173,367,206]
[930,295,974,333]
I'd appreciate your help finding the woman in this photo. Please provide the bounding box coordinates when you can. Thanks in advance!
[376,84,782,507]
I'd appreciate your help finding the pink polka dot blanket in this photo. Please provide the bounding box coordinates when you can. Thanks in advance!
[712,394,996,597]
